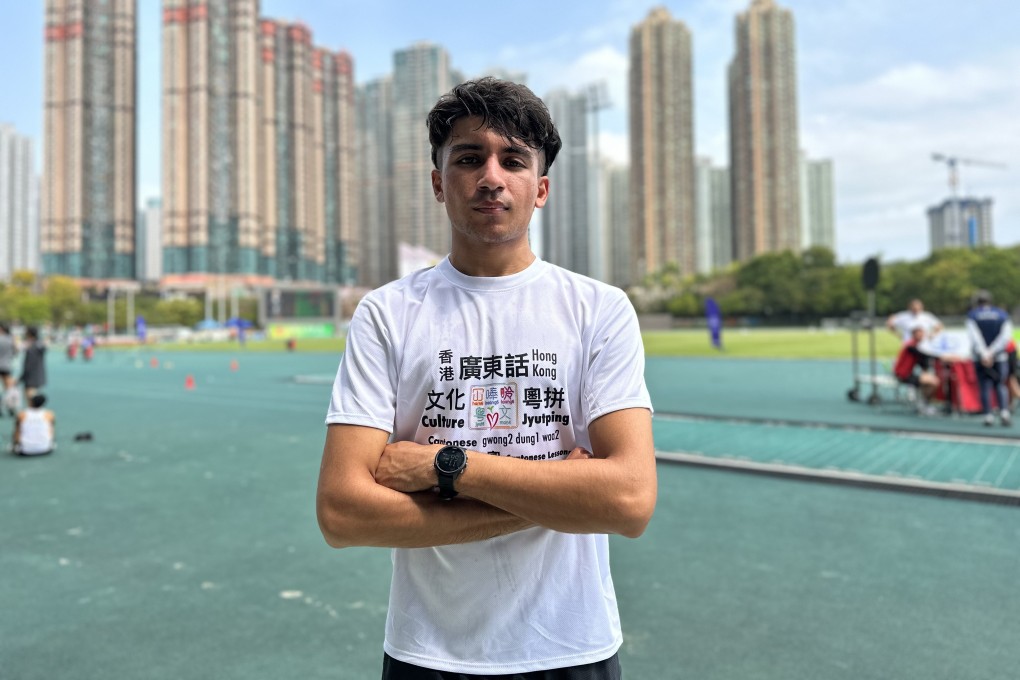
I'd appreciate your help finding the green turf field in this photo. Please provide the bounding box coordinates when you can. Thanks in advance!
[641,327,903,358]
[129,327,907,359]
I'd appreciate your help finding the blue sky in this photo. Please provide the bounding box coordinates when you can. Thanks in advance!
[2,0,1018,263]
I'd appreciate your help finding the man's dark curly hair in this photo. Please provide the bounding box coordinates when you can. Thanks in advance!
[427,77,562,176]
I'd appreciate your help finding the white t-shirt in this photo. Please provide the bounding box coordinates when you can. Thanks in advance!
[18,408,54,455]
[890,310,940,341]
[326,256,652,674]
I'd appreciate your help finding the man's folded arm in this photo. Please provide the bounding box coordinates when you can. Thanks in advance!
[316,423,532,549]
[374,408,657,539]
[455,408,657,538]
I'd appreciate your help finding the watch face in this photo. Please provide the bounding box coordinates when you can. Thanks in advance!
[436,447,466,474]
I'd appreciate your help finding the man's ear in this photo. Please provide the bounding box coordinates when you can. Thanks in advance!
[534,176,549,209]
[432,169,444,203]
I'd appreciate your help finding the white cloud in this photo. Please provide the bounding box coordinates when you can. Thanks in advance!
[819,57,1020,115]
[528,45,629,110]
[512,12,1020,264]
[805,50,1020,261]
[597,131,628,166]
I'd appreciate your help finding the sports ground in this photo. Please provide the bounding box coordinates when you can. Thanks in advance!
[2,341,1018,679]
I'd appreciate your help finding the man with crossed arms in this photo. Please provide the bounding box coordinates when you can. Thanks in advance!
[318,77,656,679]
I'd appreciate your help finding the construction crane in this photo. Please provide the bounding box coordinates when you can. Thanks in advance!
[931,152,1007,196]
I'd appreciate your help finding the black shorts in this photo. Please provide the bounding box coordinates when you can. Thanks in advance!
[899,374,921,388]
[381,653,622,680]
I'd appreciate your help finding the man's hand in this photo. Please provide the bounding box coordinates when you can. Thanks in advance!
[564,446,594,460]
[375,440,440,493]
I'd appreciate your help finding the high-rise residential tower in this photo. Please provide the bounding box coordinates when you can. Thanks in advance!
[257,20,358,284]
[314,48,358,285]
[799,154,835,252]
[163,3,356,286]
[604,162,630,289]
[43,0,136,280]
[391,43,457,270]
[695,158,734,275]
[695,157,714,275]
[544,89,591,276]
[728,0,801,262]
[629,7,696,281]
[356,77,394,288]
[710,165,732,271]
[136,197,162,282]
[162,0,260,280]
[0,125,38,278]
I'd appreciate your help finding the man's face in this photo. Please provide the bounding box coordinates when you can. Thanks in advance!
[431,116,549,247]
[909,300,923,314]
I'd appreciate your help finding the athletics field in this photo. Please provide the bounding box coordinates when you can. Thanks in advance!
[1,335,1017,679]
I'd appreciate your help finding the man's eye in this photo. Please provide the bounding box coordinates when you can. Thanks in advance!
[456,156,478,164]
[505,159,526,168]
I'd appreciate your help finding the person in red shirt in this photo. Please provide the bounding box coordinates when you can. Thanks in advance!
[893,325,940,415]
[1007,338,1019,404]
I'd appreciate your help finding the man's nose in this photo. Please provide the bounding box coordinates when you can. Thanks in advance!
[477,156,505,192]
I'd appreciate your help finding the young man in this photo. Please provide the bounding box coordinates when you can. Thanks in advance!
[318,78,656,679]
[886,298,943,342]
[966,290,1013,426]
[11,394,55,456]
[893,324,940,415]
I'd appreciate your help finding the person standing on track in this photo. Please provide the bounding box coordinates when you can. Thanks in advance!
[966,290,1013,427]
[317,77,656,679]
[19,326,47,403]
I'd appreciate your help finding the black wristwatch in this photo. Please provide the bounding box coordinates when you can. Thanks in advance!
[434,445,468,500]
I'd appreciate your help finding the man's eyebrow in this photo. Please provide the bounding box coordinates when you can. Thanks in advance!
[447,142,533,157]
[448,143,483,154]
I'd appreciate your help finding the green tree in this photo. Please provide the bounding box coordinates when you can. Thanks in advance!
[44,276,84,326]
[15,296,51,325]
[154,299,203,327]
[970,246,1020,308]
[666,291,701,317]
[917,248,980,313]
[800,246,836,269]
[736,250,805,316]
[718,287,765,317]
[9,270,36,290]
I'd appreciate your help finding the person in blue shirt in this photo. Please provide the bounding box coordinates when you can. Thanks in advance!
[965,290,1013,426]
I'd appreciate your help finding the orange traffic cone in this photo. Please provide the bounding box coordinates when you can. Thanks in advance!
[150,357,159,368]
[230,359,239,372]
[184,374,196,390]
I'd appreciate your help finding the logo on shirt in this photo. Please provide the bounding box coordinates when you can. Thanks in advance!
[471,383,518,429]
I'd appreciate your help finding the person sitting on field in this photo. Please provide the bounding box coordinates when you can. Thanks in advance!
[10,394,56,457]
[893,325,940,415]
